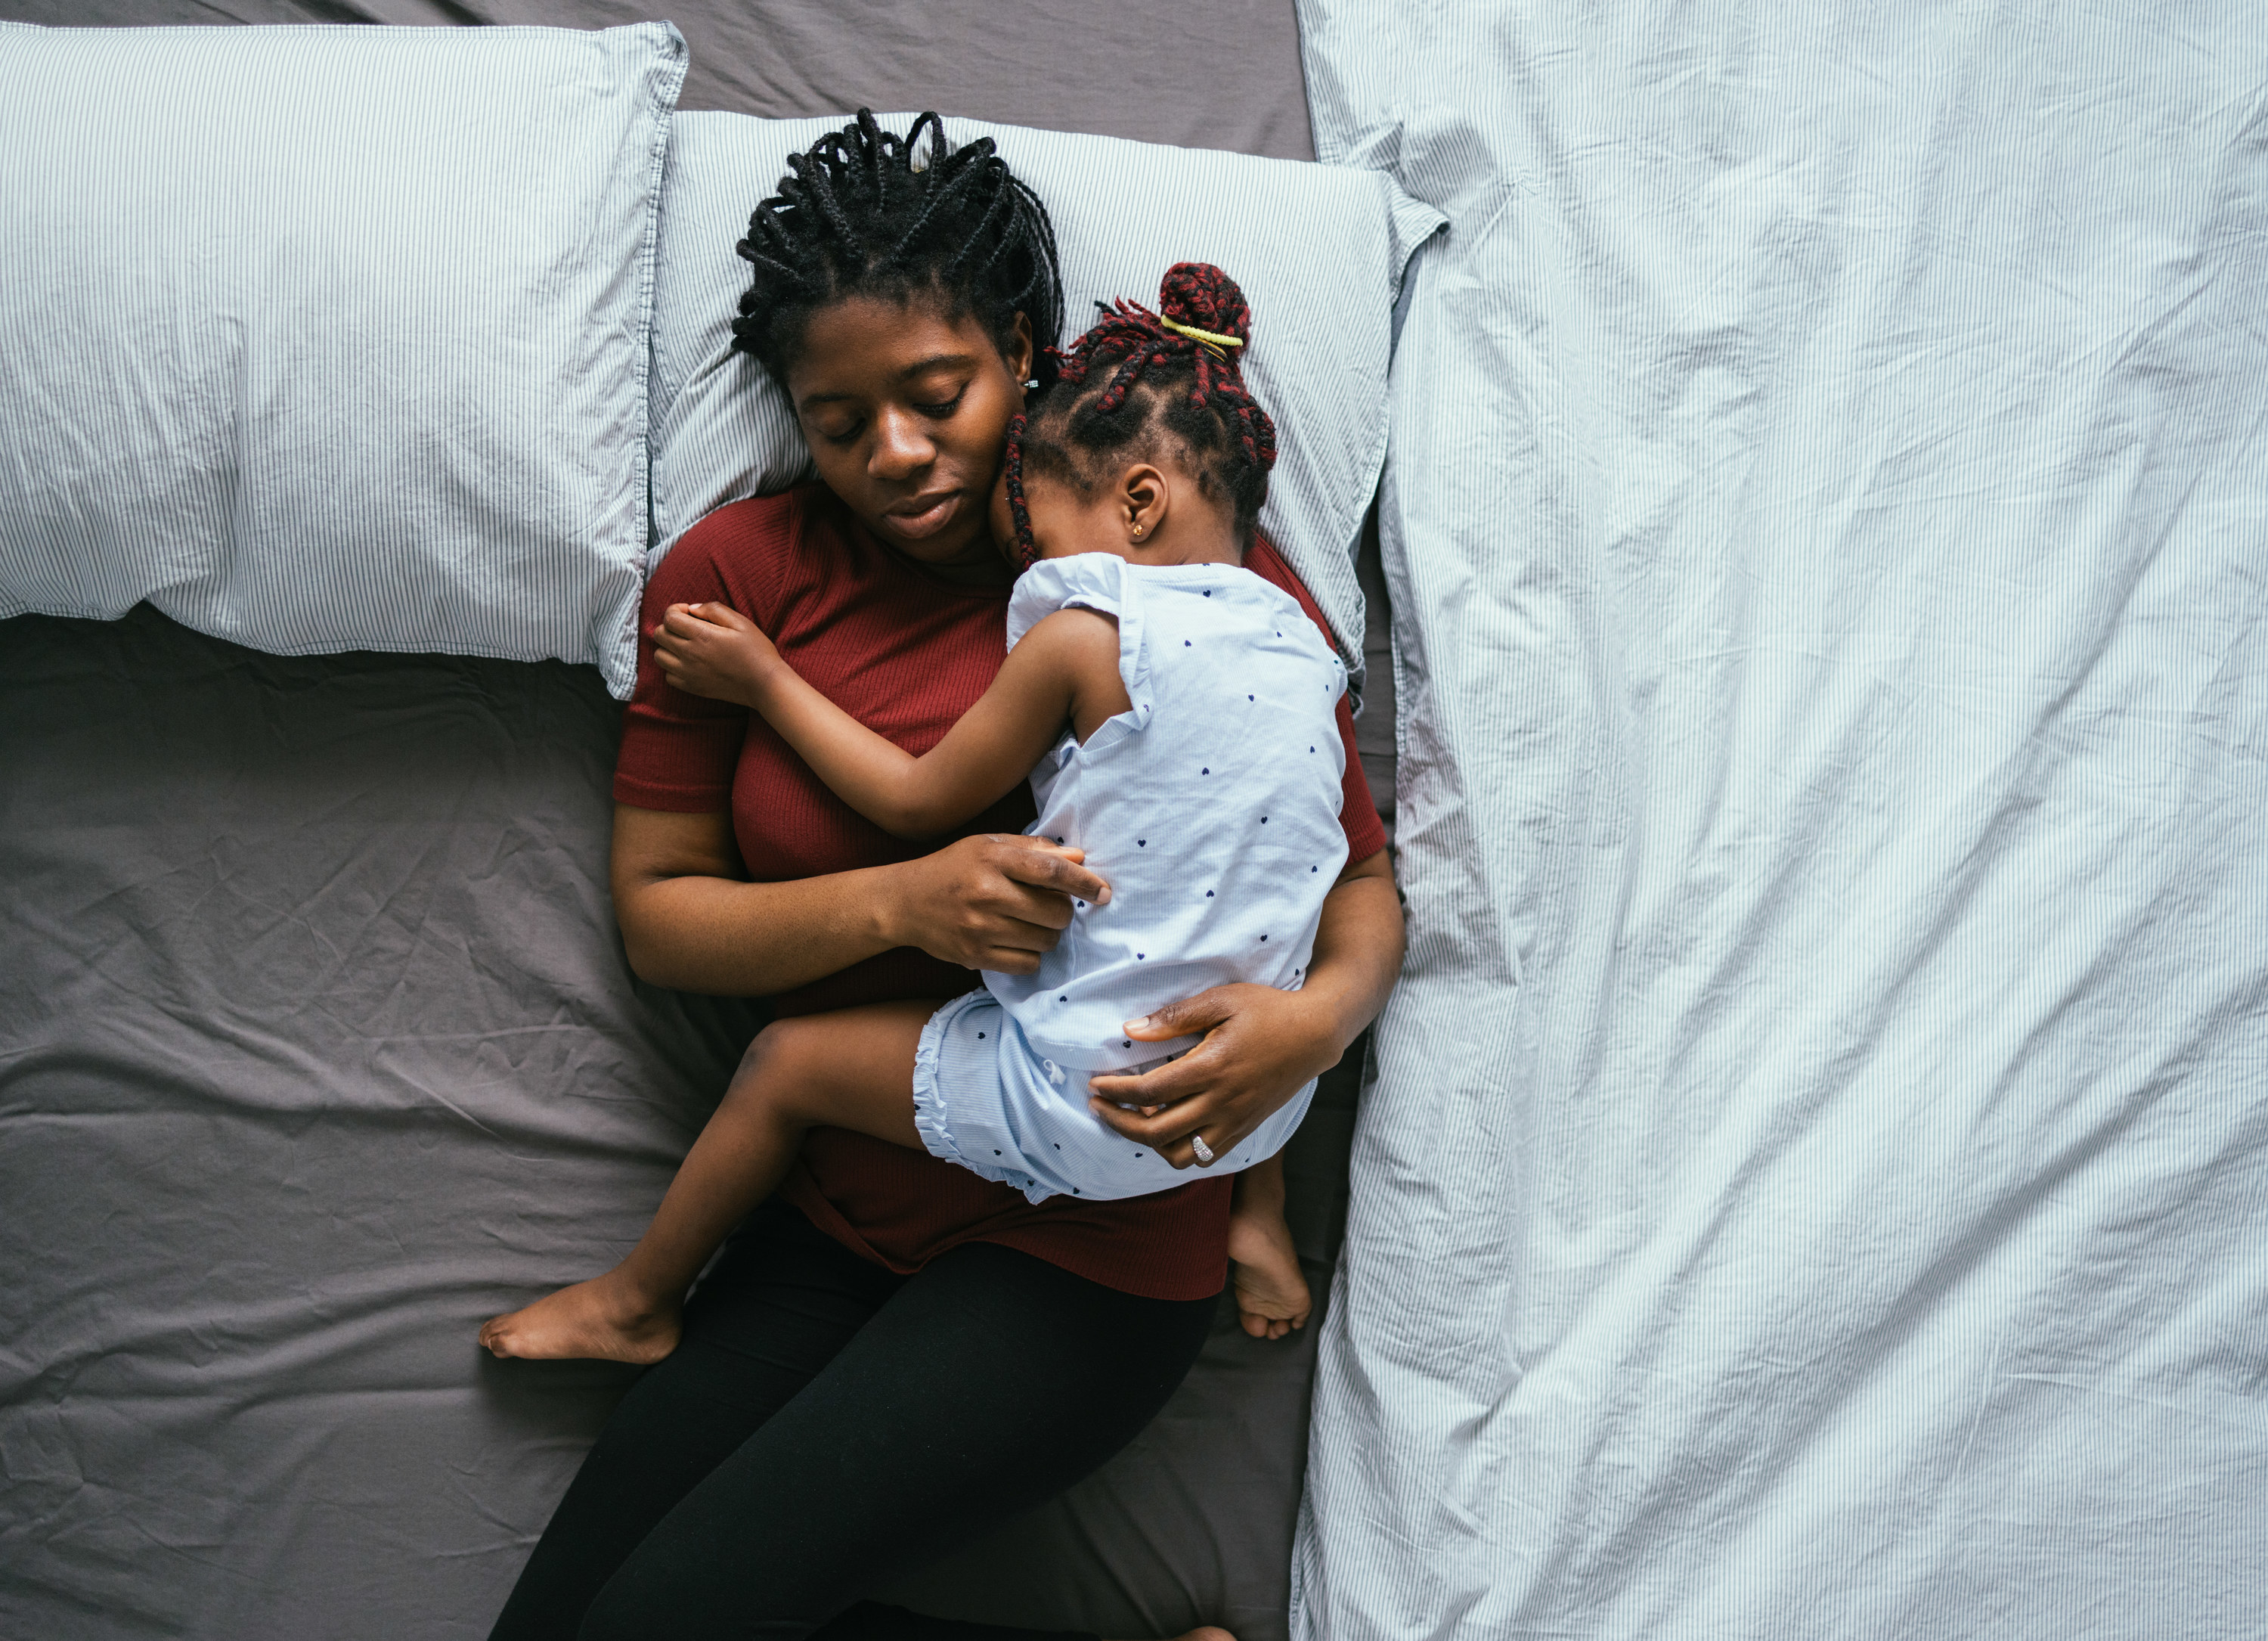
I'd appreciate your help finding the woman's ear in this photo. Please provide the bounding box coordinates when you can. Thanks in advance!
[1121,463,1167,543]
[1005,312,1036,397]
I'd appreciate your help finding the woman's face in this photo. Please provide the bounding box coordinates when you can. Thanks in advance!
[785,296,1033,572]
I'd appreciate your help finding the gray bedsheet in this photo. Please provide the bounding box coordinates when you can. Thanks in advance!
[0,9,1380,1635]
[0,606,1364,1640]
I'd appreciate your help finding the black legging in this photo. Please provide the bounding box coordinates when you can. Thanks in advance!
[488,1201,1219,1641]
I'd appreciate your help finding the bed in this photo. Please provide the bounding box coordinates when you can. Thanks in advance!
[0,5,1389,1640]
[8,4,2264,1640]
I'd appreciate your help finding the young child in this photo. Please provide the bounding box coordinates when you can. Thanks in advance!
[480,265,1348,1364]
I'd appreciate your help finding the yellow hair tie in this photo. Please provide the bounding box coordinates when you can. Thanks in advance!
[1157,314,1244,352]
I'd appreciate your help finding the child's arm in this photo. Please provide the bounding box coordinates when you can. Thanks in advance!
[652,600,1129,841]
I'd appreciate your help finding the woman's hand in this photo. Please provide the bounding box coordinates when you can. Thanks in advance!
[881,833,1113,975]
[614,812,1110,998]
[1084,849,1404,1169]
[653,602,779,707]
[1086,984,1346,1166]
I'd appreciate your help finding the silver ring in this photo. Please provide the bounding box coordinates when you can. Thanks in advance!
[1191,1134,1215,1165]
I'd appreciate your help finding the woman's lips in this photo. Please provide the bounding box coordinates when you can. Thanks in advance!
[884,490,961,540]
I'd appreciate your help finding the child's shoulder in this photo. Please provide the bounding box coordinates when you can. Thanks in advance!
[1007,552,1334,665]
[1235,535,1338,640]
[1006,553,1135,646]
[1141,560,1328,645]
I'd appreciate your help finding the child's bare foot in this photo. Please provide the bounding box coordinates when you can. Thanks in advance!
[479,1271,681,1364]
[1226,1202,1311,1341]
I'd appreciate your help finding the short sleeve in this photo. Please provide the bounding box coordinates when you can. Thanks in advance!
[611,504,783,812]
[1005,553,1128,649]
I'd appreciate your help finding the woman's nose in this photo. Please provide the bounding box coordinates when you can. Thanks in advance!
[868,407,934,481]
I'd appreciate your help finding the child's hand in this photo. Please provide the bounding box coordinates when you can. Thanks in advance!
[652,602,780,708]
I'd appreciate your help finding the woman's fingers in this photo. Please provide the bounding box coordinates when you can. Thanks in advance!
[892,833,1109,969]
[1088,1046,1210,1111]
[1121,987,1237,1045]
[990,833,1111,906]
[1086,1091,1221,1169]
[1089,1037,1235,1171]
[1088,982,1341,1168]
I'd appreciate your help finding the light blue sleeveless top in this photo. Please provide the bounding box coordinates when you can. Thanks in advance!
[984,553,1349,1072]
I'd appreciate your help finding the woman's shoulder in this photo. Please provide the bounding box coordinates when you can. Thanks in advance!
[648,485,838,610]
[656,486,827,574]
[1239,533,1322,622]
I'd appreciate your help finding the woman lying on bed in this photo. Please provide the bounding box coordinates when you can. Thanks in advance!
[485,112,1403,1641]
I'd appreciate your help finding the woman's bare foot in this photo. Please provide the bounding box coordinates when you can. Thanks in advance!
[1226,1202,1311,1341]
[479,1270,682,1364]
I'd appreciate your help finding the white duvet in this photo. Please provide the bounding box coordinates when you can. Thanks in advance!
[1292,5,2268,1636]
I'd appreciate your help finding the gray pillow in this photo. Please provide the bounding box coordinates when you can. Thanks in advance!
[0,22,686,699]
[649,110,1442,668]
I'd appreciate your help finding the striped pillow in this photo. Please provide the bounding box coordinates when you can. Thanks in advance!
[0,23,686,699]
[649,111,1442,672]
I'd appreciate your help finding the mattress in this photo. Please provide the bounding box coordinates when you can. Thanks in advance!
[0,5,1382,1638]
[0,606,1366,1640]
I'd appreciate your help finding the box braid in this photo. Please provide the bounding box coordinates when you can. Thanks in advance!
[730,110,1064,387]
[1005,263,1278,568]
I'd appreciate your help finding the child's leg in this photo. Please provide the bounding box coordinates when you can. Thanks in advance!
[480,1000,934,1363]
[1225,1152,1312,1341]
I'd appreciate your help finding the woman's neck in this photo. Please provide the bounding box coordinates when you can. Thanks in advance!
[834,490,1017,591]
[886,536,1017,591]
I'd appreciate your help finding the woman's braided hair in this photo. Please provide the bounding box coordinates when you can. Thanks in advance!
[731,110,1065,386]
[1005,263,1278,568]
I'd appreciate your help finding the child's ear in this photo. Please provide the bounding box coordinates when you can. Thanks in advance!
[1121,463,1168,541]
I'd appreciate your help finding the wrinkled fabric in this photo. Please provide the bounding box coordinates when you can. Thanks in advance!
[0,608,1368,1641]
[1294,5,2268,1637]
[0,3,1365,1632]
[0,20,683,698]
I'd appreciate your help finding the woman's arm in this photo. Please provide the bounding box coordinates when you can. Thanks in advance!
[612,805,1111,995]
[651,601,1126,842]
[1084,846,1404,1167]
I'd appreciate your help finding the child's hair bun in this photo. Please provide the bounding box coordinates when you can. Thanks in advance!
[1159,262,1253,353]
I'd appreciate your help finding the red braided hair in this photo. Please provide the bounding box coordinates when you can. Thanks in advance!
[1005,262,1278,569]
[1003,411,1039,569]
